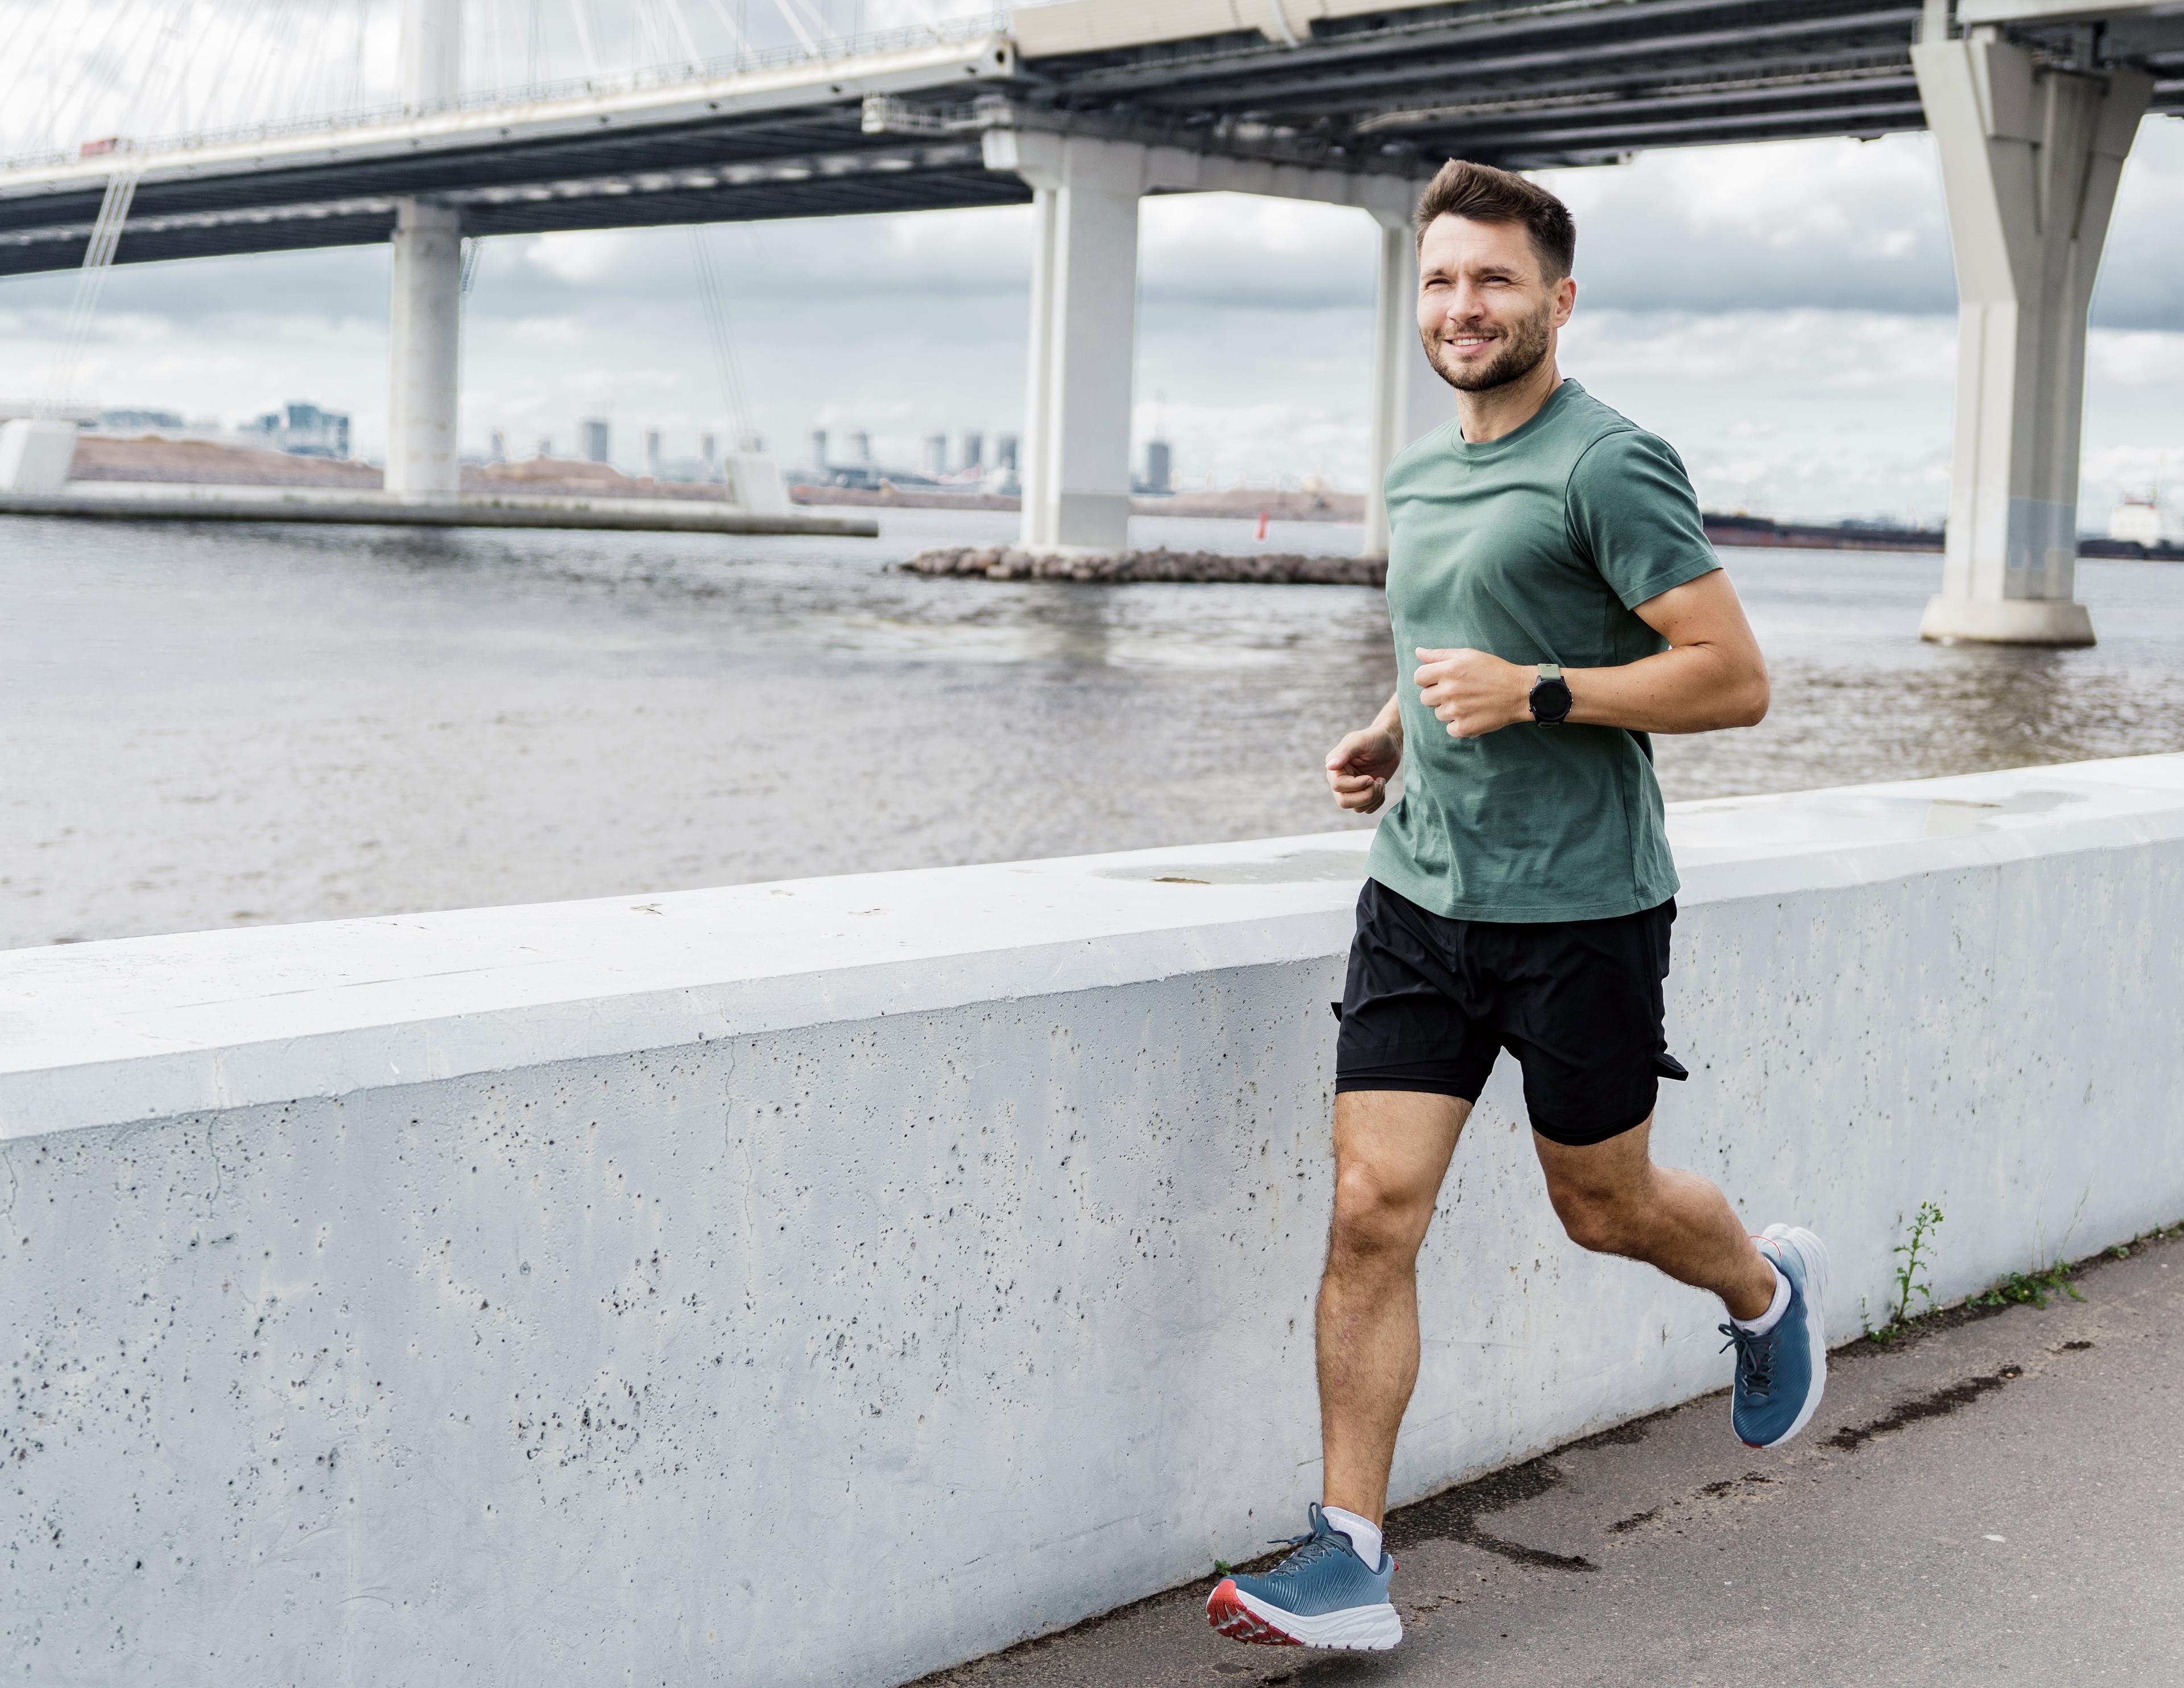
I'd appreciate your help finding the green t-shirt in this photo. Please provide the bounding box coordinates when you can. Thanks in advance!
[1367,379,1719,923]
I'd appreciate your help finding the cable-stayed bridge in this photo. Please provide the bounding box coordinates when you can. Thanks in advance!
[2,0,2180,642]
[3,1,2178,273]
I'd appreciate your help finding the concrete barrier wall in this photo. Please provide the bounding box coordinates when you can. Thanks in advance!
[5,754,2182,1686]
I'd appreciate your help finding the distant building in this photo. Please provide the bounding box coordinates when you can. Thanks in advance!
[922,433,948,477]
[809,428,829,471]
[238,402,351,458]
[645,429,663,477]
[489,429,509,464]
[98,407,184,431]
[1141,438,1173,496]
[960,431,984,473]
[850,431,872,464]
[996,433,1019,472]
[581,418,610,464]
[736,432,763,454]
[701,432,718,465]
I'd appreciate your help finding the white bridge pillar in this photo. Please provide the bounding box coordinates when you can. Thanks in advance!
[1363,205,1449,558]
[983,127,1432,556]
[987,134,1145,552]
[1912,27,2151,645]
[386,201,463,497]
[386,0,463,499]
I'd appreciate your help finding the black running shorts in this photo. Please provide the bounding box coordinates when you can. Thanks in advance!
[1333,878,1685,1147]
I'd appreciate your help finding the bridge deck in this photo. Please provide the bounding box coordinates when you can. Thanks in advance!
[0,0,2177,276]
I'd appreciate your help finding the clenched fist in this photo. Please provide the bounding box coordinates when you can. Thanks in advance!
[1326,724,1401,814]
[1413,647,1531,739]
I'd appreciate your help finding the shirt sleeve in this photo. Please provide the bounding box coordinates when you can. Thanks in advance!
[1563,428,1721,610]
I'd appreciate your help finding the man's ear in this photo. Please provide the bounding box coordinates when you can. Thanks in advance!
[1552,275,1577,326]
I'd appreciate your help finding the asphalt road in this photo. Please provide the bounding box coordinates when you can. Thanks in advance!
[922,1228,2183,1688]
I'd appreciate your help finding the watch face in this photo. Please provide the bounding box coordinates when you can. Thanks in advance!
[1533,677,1573,722]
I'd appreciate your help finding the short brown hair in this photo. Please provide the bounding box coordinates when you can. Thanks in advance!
[1412,159,1576,280]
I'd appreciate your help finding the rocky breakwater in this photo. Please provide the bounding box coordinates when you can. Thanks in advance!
[901,545,1388,585]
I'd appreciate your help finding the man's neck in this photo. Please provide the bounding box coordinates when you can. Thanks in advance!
[1455,355,1564,444]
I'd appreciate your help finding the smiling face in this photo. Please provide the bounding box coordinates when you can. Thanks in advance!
[1416,214,1577,394]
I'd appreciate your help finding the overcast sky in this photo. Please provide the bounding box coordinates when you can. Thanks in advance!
[2,24,2178,524]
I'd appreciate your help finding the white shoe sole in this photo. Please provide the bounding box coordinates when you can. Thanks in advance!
[1206,1579,1403,1650]
[1748,1222,1830,1448]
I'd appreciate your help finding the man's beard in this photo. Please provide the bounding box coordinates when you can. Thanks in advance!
[1423,296,1554,392]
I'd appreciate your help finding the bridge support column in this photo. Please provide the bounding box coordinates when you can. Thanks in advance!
[1364,206,1448,558]
[978,126,1434,555]
[385,200,464,498]
[1911,30,2150,646]
[993,135,1145,552]
[384,0,464,499]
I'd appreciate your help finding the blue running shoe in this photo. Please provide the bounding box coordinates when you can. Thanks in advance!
[1205,1504,1401,1650]
[1722,1223,1830,1448]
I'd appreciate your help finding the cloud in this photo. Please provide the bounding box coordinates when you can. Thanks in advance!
[5,112,2180,520]
[1542,118,2184,329]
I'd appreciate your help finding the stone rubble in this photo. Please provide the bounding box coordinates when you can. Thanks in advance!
[899,545,1388,586]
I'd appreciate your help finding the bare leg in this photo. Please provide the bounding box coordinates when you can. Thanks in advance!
[1534,1115,1776,1321]
[1317,1089,1469,1528]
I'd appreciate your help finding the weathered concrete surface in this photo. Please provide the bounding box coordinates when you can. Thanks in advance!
[921,1228,2184,1687]
[3,756,2182,1685]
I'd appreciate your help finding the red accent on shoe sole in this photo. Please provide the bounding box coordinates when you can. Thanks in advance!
[1205,1579,1304,1647]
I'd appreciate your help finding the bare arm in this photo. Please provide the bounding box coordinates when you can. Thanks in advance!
[1413,568,1769,739]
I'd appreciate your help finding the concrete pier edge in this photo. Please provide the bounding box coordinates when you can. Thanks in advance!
[0,484,879,537]
[3,753,2182,1682]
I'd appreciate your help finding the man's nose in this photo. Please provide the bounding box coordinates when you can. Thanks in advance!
[1438,284,1487,324]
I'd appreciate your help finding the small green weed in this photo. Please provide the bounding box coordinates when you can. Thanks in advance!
[1971,1261,2085,1311]
[1893,1201,1945,1325]
[1212,1559,1233,1575]
[1862,1213,2180,1346]
[1971,1188,2092,1309]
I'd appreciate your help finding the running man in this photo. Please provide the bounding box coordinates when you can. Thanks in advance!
[1207,160,1827,1653]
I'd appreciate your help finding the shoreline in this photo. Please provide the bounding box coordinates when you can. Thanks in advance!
[49,436,2183,562]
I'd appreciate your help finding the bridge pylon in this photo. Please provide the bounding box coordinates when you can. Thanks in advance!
[386,0,464,500]
[991,134,1144,553]
[1363,206,1452,559]
[1913,20,2153,646]
[984,125,1431,555]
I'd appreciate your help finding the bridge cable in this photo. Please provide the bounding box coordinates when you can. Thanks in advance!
[160,0,277,139]
[38,160,142,419]
[348,0,374,114]
[14,0,173,155]
[0,0,104,148]
[566,0,602,78]
[688,225,755,448]
[230,0,320,133]
[770,0,824,61]
[692,0,751,62]
[655,0,708,72]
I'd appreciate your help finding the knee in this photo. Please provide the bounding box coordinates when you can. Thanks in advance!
[1330,1161,1433,1269]
[1553,1190,1637,1258]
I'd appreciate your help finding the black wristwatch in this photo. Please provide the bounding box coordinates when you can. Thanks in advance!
[1529,663,1573,726]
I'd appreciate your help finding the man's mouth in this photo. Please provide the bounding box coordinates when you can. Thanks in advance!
[1446,333,1495,354]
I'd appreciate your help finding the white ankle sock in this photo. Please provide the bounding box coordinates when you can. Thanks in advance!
[1732,1255,1790,1335]
[1321,1505,1383,1570]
